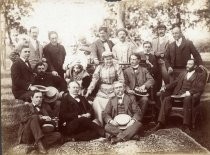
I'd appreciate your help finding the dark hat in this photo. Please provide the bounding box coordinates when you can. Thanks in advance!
[157,24,166,30]
[99,26,108,33]
[116,28,128,36]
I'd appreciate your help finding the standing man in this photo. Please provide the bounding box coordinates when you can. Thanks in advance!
[124,54,155,117]
[103,81,143,144]
[28,26,43,69]
[43,31,66,78]
[165,25,203,81]
[11,45,37,102]
[90,26,114,64]
[112,28,135,65]
[152,24,170,84]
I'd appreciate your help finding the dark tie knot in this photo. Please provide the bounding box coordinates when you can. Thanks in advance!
[117,96,122,100]
[133,67,138,71]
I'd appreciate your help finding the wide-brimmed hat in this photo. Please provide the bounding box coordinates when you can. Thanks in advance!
[44,86,59,103]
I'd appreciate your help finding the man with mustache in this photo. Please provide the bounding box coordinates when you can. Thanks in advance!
[151,59,206,132]
[33,62,67,92]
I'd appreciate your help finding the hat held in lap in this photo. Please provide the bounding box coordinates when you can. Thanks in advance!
[44,86,59,103]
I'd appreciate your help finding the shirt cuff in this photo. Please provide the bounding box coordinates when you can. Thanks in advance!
[186,91,191,96]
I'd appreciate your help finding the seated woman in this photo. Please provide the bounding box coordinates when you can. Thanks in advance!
[85,51,124,126]
[59,81,105,141]
[18,90,61,154]
[65,62,91,94]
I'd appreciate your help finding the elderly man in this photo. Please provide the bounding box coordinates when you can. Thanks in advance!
[152,24,170,84]
[151,59,206,132]
[90,26,114,64]
[43,31,66,78]
[11,45,38,101]
[28,26,43,69]
[124,53,155,118]
[103,81,143,144]
[165,25,203,82]
[18,90,61,154]
[59,81,105,141]
[112,28,135,65]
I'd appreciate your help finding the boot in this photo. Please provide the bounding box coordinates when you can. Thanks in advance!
[37,140,47,154]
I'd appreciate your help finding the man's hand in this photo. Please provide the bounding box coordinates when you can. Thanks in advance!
[126,119,135,128]
[94,59,99,65]
[127,90,135,94]
[81,113,91,118]
[168,67,173,75]
[52,71,58,76]
[199,65,205,71]
[109,120,118,126]
[41,116,51,121]
[138,85,146,92]
[85,89,92,98]
[180,91,191,97]
[160,85,166,92]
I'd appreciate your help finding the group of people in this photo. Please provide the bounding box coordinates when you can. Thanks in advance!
[10,23,207,154]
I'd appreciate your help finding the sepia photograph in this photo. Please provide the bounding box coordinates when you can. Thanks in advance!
[1,0,210,154]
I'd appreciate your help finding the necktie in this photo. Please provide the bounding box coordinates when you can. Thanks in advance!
[25,60,30,67]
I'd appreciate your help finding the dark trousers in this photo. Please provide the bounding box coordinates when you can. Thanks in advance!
[61,117,104,141]
[105,121,142,140]
[169,68,185,83]
[21,115,61,147]
[136,96,149,119]
[158,96,193,126]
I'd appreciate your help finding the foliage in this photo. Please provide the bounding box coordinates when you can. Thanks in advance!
[1,0,34,45]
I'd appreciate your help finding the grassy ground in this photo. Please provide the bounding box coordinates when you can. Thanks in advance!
[1,65,210,154]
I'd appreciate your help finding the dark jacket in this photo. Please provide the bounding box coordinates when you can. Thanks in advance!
[11,58,35,99]
[90,39,114,61]
[165,70,206,95]
[59,94,94,125]
[165,37,203,69]
[33,72,67,91]
[103,94,142,123]
[43,43,66,76]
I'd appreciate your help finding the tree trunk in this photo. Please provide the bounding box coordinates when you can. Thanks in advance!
[116,1,125,28]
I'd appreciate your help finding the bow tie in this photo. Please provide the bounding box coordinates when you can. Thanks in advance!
[117,96,122,100]
[101,40,107,43]
[133,67,138,71]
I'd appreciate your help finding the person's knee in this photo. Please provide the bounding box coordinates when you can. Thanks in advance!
[53,132,62,141]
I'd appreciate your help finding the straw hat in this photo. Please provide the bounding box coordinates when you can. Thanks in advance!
[44,86,59,103]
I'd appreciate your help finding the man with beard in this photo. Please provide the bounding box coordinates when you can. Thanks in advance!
[33,62,67,92]
[150,59,206,132]
[90,26,114,64]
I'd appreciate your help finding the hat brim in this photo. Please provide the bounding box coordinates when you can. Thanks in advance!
[44,93,59,103]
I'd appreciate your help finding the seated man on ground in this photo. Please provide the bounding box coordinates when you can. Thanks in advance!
[151,59,206,132]
[59,81,105,142]
[124,53,155,118]
[18,90,61,154]
[33,62,67,92]
[103,81,143,145]
[11,45,38,102]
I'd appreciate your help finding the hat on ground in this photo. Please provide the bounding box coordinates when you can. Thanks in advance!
[44,86,59,103]
[102,51,113,58]
[116,28,128,36]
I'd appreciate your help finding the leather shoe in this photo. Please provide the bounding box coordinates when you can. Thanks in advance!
[149,123,164,132]
[37,140,47,154]
[110,137,123,145]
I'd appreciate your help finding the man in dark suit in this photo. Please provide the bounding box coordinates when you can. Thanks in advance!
[43,31,66,78]
[151,59,206,132]
[59,81,105,141]
[165,25,203,82]
[103,81,143,144]
[90,26,114,64]
[11,45,38,102]
[124,53,155,117]
[33,62,67,92]
[18,90,61,154]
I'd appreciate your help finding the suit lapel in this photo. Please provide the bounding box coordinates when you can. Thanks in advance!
[123,94,129,112]
[179,37,186,51]
[19,58,33,72]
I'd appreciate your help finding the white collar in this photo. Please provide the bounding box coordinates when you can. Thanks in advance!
[132,65,139,69]
[175,37,182,46]
[20,57,26,62]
